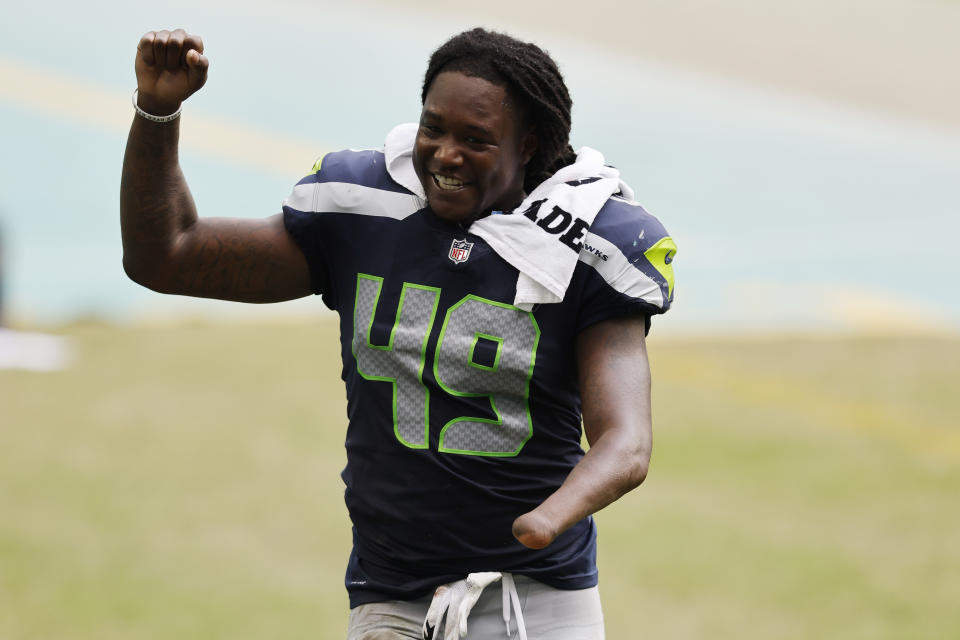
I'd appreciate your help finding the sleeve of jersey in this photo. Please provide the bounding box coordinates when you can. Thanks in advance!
[280,149,422,302]
[575,197,677,332]
[282,160,332,299]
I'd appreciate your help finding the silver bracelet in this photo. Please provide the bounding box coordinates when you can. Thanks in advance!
[132,89,182,123]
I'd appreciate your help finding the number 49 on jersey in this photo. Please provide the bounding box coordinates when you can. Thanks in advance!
[352,273,540,457]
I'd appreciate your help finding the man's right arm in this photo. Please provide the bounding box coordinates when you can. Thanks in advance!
[120,29,312,303]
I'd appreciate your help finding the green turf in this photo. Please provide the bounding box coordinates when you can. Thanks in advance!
[1,321,958,638]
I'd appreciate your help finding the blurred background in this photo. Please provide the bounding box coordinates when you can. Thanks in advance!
[1,0,958,638]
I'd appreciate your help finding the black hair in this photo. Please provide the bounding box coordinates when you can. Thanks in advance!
[421,27,576,192]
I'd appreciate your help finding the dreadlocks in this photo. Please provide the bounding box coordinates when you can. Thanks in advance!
[421,27,577,193]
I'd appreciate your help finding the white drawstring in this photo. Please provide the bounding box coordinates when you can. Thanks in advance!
[422,572,528,639]
[501,573,527,640]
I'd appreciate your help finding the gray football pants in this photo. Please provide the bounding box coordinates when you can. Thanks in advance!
[347,575,604,639]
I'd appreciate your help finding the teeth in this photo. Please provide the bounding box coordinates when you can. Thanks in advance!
[433,174,464,190]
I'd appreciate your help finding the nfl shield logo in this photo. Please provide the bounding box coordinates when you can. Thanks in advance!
[448,239,473,264]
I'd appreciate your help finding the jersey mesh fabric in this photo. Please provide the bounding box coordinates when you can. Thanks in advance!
[281,148,674,607]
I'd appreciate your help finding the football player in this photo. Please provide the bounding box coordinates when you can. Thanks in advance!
[121,26,676,639]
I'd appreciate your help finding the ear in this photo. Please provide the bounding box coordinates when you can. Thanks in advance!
[520,128,538,167]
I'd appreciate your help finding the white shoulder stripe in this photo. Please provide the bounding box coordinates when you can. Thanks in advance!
[282,182,424,220]
[578,231,665,308]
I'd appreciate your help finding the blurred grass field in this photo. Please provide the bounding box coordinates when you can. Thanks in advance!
[1,319,958,639]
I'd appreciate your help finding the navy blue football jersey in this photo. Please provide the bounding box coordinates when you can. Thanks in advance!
[282,148,675,607]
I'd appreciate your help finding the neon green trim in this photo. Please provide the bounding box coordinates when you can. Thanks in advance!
[353,273,386,362]
[644,236,677,298]
[407,283,441,447]
[352,274,439,450]
[434,295,539,457]
[307,154,325,177]
[468,332,504,371]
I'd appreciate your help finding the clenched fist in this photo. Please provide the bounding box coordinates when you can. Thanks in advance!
[135,29,209,116]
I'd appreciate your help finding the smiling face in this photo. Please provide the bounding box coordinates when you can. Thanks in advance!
[413,71,537,224]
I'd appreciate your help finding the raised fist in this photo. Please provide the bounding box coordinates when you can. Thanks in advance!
[135,29,209,116]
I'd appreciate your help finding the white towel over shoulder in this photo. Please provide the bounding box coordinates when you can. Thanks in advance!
[383,123,631,311]
[470,148,630,310]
